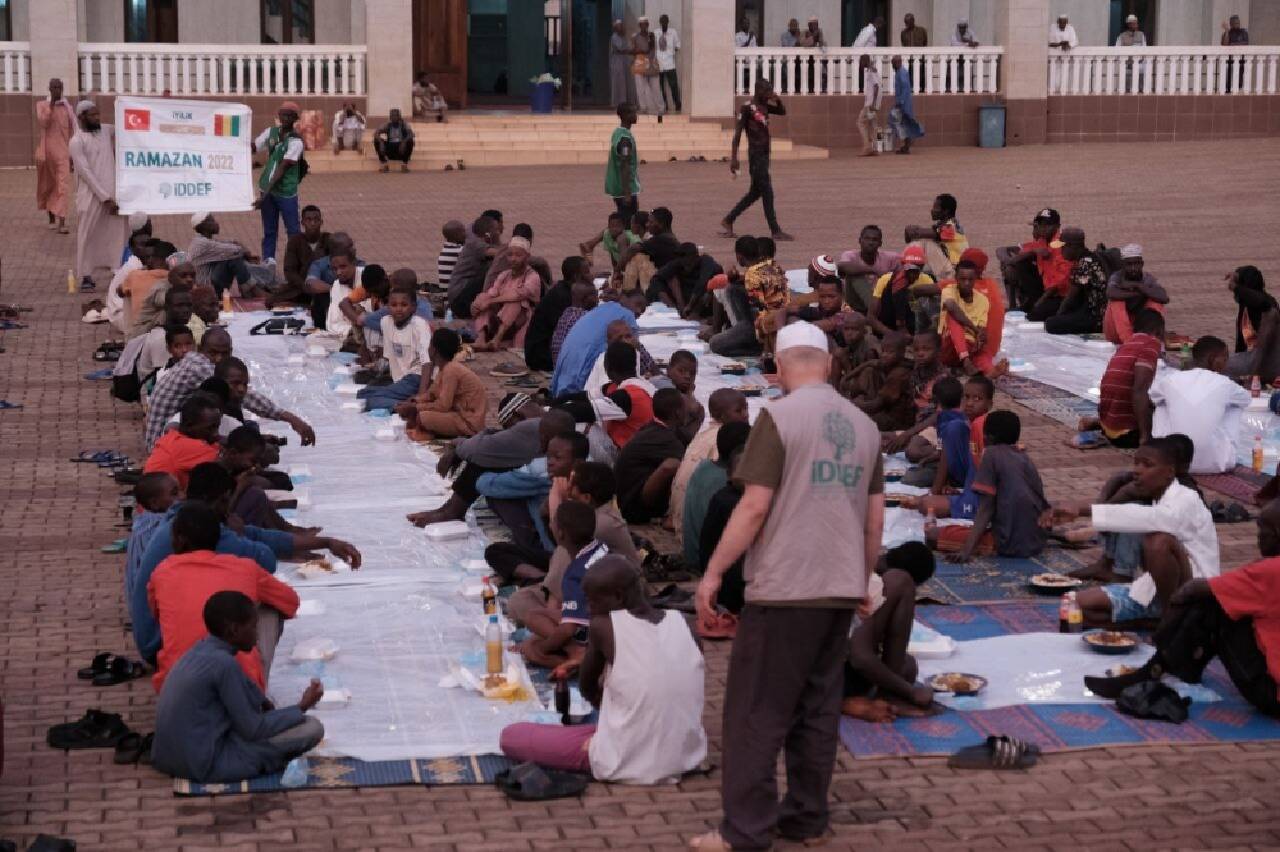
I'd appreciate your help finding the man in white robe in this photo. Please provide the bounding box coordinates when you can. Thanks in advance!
[68,101,127,292]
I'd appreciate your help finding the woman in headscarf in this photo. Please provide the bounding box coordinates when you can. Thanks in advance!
[630,17,665,116]
[1227,265,1276,377]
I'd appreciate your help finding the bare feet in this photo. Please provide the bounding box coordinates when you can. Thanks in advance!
[771,231,795,242]
[988,358,1010,380]
[379,164,389,173]
[406,496,468,527]
[472,340,495,352]
[1068,558,1121,582]
[718,220,735,238]
[858,149,878,157]
[841,696,897,723]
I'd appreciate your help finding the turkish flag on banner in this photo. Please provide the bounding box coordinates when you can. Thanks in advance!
[123,108,150,131]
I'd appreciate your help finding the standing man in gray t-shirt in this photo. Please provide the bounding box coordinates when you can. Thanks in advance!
[693,321,884,851]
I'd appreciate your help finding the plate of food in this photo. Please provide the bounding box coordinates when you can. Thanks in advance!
[720,361,747,375]
[1105,664,1140,678]
[928,672,988,696]
[1029,573,1083,594]
[738,381,770,397]
[1083,630,1140,654]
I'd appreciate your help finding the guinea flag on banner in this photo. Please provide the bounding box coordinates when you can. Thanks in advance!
[213,113,240,137]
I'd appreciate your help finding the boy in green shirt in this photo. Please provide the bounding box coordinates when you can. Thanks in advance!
[605,103,639,221]
[252,101,305,263]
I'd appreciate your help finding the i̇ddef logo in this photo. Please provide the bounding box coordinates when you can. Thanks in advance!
[123,108,150,131]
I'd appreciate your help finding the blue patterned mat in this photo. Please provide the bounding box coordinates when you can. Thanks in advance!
[918,547,1093,605]
[997,373,1098,427]
[174,752,513,796]
[842,602,1280,756]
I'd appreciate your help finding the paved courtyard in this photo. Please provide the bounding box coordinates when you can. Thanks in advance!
[3,138,1280,851]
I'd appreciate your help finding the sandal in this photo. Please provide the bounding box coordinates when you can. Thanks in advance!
[77,652,113,680]
[84,368,113,381]
[92,655,146,686]
[490,362,529,379]
[100,539,128,554]
[0,400,22,410]
[947,735,1042,771]
[113,731,146,764]
[1068,430,1107,450]
[494,762,589,802]
[695,610,739,641]
[46,709,131,750]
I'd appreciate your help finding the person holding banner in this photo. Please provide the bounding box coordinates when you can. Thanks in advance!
[68,101,127,293]
[253,102,305,264]
[35,77,75,234]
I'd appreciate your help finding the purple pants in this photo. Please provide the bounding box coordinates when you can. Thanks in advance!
[499,722,596,773]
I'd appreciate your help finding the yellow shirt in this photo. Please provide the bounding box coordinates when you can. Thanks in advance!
[871,270,935,299]
[938,284,990,343]
[938,219,969,264]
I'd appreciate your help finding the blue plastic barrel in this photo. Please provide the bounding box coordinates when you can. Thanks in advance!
[531,81,555,114]
[979,104,1005,148]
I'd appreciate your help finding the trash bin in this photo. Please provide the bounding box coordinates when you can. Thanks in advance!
[530,81,556,114]
[978,103,1005,148]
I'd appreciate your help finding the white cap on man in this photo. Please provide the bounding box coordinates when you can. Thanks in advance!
[1120,243,1143,259]
[776,321,829,354]
[191,211,211,229]
[1126,14,1138,23]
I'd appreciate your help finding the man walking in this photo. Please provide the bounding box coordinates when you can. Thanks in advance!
[721,78,792,242]
[36,77,75,234]
[68,101,126,292]
[605,103,640,222]
[656,14,681,113]
[253,101,305,264]
[857,54,883,156]
[691,321,884,851]
[374,109,415,173]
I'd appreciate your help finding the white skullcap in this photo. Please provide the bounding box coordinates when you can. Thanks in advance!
[191,211,211,228]
[1126,14,1138,22]
[776,321,829,354]
[507,236,532,252]
[809,254,838,276]
[958,19,969,26]
[127,212,149,231]
[1120,243,1143,259]
[637,15,649,23]
[75,100,96,116]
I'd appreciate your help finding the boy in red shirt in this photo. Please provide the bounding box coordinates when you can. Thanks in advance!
[143,393,223,492]
[148,502,300,692]
[1086,500,1280,716]
[1075,309,1164,449]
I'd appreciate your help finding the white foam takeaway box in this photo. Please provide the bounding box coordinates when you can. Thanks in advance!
[424,520,471,541]
[335,383,361,396]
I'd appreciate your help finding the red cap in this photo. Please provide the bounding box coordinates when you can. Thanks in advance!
[900,245,926,267]
[959,247,989,273]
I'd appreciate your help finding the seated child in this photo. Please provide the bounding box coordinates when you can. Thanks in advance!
[141,323,196,406]
[220,426,314,534]
[1051,437,1219,625]
[436,220,466,293]
[398,327,488,439]
[615,388,688,524]
[124,472,180,606]
[580,211,638,276]
[883,331,948,465]
[550,280,600,367]
[1069,433,1202,583]
[651,350,705,445]
[938,259,1000,376]
[843,331,915,431]
[698,437,751,614]
[152,589,324,784]
[777,276,861,384]
[483,430,590,582]
[867,245,938,336]
[143,393,223,492]
[358,284,432,411]
[592,340,656,456]
[931,410,1049,561]
[516,501,609,669]
[901,378,978,519]
[683,421,752,570]
[121,239,176,333]
[1076,309,1164,449]
[843,542,938,722]
[147,502,300,692]
[136,289,195,382]
[670,388,750,548]
[500,555,707,783]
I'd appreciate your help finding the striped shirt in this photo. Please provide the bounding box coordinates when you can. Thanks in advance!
[436,241,463,289]
[1098,332,1162,435]
[143,352,282,452]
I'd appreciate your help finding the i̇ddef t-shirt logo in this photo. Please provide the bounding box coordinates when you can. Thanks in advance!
[812,411,865,488]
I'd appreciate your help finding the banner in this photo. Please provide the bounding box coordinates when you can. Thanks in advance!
[114,96,253,215]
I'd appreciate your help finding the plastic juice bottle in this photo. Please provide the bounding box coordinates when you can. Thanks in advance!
[481,576,497,616]
[1180,342,1191,369]
[1058,593,1072,633]
[485,614,503,676]
[1252,375,1263,398]
[1254,435,1266,473]
[555,676,571,724]
[222,289,233,313]
[66,269,76,294]
[1067,591,1084,634]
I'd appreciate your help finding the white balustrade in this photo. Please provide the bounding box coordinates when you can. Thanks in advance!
[733,47,1003,97]
[0,42,31,93]
[77,43,367,97]
[1047,46,1280,95]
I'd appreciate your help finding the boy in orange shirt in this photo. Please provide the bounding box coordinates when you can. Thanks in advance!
[143,393,222,492]
[148,502,300,692]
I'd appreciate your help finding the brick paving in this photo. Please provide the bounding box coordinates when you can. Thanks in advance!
[3,138,1280,850]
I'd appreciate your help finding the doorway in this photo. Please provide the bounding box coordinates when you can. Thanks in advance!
[467,0,565,103]
[123,0,178,43]
[841,0,888,46]
[1109,0,1157,45]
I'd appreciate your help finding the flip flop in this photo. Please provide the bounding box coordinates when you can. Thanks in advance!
[0,400,22,410]
[100,539,128,554]
[84,368,113,380]
[947,735,1042,771]
[92,655,146,686]
[1068,430,1107,450]
[490,362,529,378]
[0,319,27,330]
[77,652,113,680]
[495,762,589,802]
[72,450,115,464]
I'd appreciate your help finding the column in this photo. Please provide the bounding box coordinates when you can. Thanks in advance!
[363,0,412,119]
[683,0,734,118]
[995,0,1049,144]
[29,0,80,96]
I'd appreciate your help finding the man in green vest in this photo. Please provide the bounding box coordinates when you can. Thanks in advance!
[252,101,305,264]
[605,103,639,223]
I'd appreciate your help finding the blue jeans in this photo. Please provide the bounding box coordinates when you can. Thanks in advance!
[1102,531,1142,579]
[209,256,251,297]
[259,192,301,261]
[357,373,421,411]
